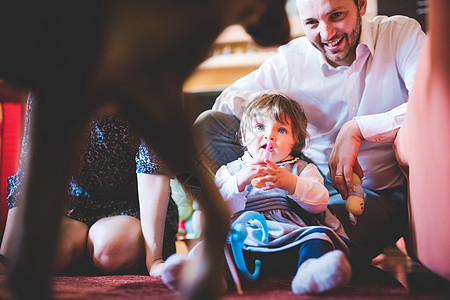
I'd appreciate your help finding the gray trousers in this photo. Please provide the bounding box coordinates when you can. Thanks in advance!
[193,110,407,262]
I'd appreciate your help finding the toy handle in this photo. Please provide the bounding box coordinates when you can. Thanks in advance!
[230,211,268,281]
[263,140,273,160]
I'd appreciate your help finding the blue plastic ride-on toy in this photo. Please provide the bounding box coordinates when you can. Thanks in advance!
[229,211,269,281]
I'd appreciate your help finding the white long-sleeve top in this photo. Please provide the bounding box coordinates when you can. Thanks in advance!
[213,16,426,190]
[214,152,329,215]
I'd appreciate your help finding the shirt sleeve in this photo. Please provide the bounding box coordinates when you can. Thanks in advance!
[354,18,426,143]
[214,165,248,214]
[135,139,172,177]
[288,163,329,214]
[354,103,407,142]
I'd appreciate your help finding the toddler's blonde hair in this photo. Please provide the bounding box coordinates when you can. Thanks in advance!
[240,93,309,156]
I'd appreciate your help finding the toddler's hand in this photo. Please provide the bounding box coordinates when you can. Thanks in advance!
[258,160,297,194]
[236,158,268,192]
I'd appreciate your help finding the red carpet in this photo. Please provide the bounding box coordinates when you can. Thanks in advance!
[0,265,409,299]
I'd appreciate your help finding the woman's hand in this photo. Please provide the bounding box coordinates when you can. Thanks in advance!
[328,119,364,199]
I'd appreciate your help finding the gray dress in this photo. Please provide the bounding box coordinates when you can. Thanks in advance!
[224,156,350,256]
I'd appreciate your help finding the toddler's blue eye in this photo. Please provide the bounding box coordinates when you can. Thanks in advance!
[278,128,287,134]
[255,124,264,131]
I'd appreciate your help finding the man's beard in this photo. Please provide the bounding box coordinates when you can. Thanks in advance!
[313,13,362,66]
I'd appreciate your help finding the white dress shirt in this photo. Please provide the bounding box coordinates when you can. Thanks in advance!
[213,16,426,190]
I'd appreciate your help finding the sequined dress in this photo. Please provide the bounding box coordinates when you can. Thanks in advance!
[7,96,178,258]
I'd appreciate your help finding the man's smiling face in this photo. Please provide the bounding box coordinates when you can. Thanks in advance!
[297,0,367,67]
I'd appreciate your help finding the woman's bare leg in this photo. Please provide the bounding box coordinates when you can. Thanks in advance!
[1,210,89,274]
[0,208,20,274]
[87,215,145,274]
[53,216,88,272]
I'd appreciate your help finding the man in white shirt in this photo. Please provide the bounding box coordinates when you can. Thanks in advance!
[193,0,426,262]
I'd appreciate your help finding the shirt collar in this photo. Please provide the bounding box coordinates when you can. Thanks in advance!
[320,17,374,74]
[359,17,374,56]
[242,151,253,162]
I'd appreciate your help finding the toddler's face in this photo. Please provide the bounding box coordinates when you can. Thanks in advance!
[244,115,295,162]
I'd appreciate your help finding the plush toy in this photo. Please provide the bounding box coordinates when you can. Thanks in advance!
[184,207,202,239]
[170,179,202,239]
[346,173,365,225]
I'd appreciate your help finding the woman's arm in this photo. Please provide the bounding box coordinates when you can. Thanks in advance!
[137,173,170,276]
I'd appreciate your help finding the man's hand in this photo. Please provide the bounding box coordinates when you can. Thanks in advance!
[328,119,364,199]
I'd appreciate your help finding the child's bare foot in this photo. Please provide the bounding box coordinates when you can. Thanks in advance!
[161,254,189,292]
[161,251,228,296]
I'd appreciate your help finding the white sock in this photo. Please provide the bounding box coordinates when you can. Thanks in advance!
[161,253,189,293]
[291,249,352,294]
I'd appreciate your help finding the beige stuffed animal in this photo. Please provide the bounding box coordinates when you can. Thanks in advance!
[346,173,365,225]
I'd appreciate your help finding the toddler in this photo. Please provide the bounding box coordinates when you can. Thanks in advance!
[163,93,353,295]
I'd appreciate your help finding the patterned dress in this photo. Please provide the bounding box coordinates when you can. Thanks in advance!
[7,96,178,259]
